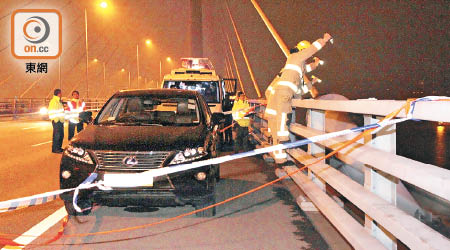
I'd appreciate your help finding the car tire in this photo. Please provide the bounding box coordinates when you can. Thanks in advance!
[194,197,216,217]
[214,164,220,182]
[195,175,216,217]
[64,200,92,216]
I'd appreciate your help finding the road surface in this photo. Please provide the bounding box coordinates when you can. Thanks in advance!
[0,120,328,249]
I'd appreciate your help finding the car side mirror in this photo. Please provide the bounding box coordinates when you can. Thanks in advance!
[211,112,225,125]
[79,111,93,124]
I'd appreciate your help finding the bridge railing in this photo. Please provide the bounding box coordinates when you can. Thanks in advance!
[249,98,450,250]
[0,98,48,115]
[0,98,107,119]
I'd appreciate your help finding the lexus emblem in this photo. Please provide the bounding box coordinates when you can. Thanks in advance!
[122,156,138,166]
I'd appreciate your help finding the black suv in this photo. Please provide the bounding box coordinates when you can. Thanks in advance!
[60,89,222,217]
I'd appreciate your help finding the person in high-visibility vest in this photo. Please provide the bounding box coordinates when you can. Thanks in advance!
[66,90,86,141]
[222,93,234,146]
[232,91,252,153]
[265,33,332,165]
[48,89,65,153]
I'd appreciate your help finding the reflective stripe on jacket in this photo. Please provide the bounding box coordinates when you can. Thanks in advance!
[66,99,86,123]
[272,38,324,96]
[232,100,250,127]
[48,96,65,122]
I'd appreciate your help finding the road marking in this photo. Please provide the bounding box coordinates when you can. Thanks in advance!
[22,127,37,130]
[31,141,52,147]
[1,206,67,249]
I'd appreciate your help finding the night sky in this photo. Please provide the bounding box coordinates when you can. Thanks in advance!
[0,0,448,100]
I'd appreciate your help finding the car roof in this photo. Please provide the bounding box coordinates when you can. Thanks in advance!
[114,88,200,98]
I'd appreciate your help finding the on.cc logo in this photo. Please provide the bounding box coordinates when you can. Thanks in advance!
[23,16,50,44]
[11,9,61,59]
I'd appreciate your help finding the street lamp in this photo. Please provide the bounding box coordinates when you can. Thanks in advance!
[136,38,152,89]
[58,57,61,89]
[93,59,106,98]
[120,68,130,89]
[136,44,140,88]
[103,62,106,89]
[160,57,172,83]
[128,71,131,89]
[85,2,111,99]
[84,8,89,98]
[142,40,171,85]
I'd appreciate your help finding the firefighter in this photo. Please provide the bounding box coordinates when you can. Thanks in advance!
[232,91,252,153]
[48,89,65,153]
[265,33,332,165]
[66,90,86,141]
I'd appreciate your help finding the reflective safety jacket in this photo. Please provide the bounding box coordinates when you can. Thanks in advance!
[232,100,250,127]
[66,98,86,124]
[265,39,326,100]
[272,40,323,95]
[265,38,326,117]
[48,96,65,122]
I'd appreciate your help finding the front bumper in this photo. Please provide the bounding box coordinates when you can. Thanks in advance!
[60,154,216,207]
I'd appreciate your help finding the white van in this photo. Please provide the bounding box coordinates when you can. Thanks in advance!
[161,58,236,114]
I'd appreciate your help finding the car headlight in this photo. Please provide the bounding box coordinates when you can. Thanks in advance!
[39,107,48,115]
[170,147,207,165]
[64,145,94,164]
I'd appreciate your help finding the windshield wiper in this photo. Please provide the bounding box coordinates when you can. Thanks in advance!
[140,123,163,126]
[98,120,118,125]
[99,120,163,126]
[116,121,164,126]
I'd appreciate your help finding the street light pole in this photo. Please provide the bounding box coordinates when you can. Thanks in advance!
[58,56,61,89]
[136,44,140,88]
[84,8,89,99]
[103,62,106,93]
[128,71,131,89]
[159,57,171,87]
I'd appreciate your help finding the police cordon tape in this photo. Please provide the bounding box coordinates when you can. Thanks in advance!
[0,174,107,213]
[0,115,410,213]
[0,96,448,214]
[0,98,408,247]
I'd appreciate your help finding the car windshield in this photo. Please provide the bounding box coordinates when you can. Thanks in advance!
[96,96,200,126]
[163,81,220,103]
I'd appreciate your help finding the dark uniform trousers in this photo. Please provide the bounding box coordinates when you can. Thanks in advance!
[224,114,233,145]
[52,121,64,151]
[68,122,83,141]
[234,123,250,153]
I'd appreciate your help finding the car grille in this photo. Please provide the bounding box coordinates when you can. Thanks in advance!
[94,151,172,171]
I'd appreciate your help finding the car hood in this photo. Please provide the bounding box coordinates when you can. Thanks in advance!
[71,124,207,151]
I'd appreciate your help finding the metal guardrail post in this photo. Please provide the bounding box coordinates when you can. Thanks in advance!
[307,109,326,191]
[363,115,398,250]
[289,107,296,143]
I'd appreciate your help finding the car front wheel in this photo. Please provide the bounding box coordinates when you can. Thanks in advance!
[195,176,216,217]
[64,200,92,216]
[214,164,220,182]
[194,197,216,217]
